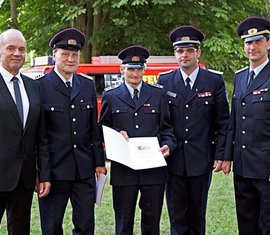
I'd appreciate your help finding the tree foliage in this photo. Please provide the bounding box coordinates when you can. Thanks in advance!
[0,0,270,80]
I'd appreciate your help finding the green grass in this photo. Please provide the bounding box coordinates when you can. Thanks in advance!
[0,172,237,235]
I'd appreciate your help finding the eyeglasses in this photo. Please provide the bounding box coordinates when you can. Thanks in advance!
[174,47,197,54]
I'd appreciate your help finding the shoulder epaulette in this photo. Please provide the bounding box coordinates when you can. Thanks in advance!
[208,69,223,75]
[104,84,120,92]
[149,83,163,89]
[79,73,93,80]
[235,66,248,74]
[158,70,174,76]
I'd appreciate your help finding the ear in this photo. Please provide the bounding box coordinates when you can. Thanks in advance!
[196,48,202,59]
[120,65,125,75]
[267,40,270,50]
[52,49,57,60]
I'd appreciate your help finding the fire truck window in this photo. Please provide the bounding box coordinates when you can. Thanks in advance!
[86,74,124,97]
[104,74,124,88]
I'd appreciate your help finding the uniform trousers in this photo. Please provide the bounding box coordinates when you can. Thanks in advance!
[112,184,165,235]
[234,174,270,235]
[166,173,211,235]
[39,176,96,235]
[0,176,34,235]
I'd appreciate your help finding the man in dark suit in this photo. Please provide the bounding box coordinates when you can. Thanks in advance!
[157,25,229,235]
[99,45,176,235]
[0,29,51,235]
[223,16,270,235]
[38,28,106,235]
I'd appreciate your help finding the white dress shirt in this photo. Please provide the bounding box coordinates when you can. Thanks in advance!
[0,66,29,127]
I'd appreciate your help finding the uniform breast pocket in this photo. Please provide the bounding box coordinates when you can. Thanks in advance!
[167,97,179,106]
[252,93,270,118]
[143,106,160,126]
[111,106,129,126]
[111,106,128,115]
[167,97,179,114]
[197,97,214,118]
[43,104,64,113]
[80,102,94,112]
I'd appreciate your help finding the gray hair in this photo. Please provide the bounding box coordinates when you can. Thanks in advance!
[0,29,26,49]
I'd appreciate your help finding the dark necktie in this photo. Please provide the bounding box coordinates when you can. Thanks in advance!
[185,77,191,93]
[66,81,72,95]
[133,89,139,103]
[247,70,255,87]
[11,77,24,124]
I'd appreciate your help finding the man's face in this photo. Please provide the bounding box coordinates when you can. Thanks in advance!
[53,48,79,76]
[121,66,145,88]
[244,38,270,65]
[0,33,26,75]
[174,47,201,71]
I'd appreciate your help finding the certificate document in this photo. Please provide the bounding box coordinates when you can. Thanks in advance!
[102,125,167,170]
[95,173,106,205]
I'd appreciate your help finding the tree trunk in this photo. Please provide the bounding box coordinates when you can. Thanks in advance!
[10,0,18,29]
[92,13,100,56]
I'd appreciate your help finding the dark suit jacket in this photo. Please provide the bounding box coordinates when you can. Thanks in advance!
[225,62,270,179]
[38,70,105,181]
[99,82,176,185]
[158,68,229,177]
[0,73,50,191]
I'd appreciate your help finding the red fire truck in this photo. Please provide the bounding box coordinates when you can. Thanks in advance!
[21,55,179,115]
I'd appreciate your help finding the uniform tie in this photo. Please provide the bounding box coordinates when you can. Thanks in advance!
[66,81,72,91]
[247,70,255,87]
[11,77,24,124]
[66,81,72,96]
[133,89,139,103]
[185,77,191,93]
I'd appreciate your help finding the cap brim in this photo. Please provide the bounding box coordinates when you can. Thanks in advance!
[123,63,145,69]
[174,43,198,48]
[244,34,265,42]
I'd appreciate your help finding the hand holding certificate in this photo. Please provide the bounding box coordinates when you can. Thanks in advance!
[102,125,167,170]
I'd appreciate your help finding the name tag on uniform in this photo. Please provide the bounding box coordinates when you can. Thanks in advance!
[167,91,177,98]
[253,88,268,95]
[197,91,212,97]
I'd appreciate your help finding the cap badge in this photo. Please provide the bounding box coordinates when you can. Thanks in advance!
[68,39,77,45]
[248,28,258,35]
[181,36,190,41]
[131,56,140,62]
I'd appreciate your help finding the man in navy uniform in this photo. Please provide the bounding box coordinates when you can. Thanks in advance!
[99,45,176,235]
[157,25,229,235]
[38,28,106,235]
[223,16,270,235]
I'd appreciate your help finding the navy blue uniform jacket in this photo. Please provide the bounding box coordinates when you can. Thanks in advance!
[99,82,176,185]
[38,70,105,181]
[225,62,270,179]
[158,68,229,177]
